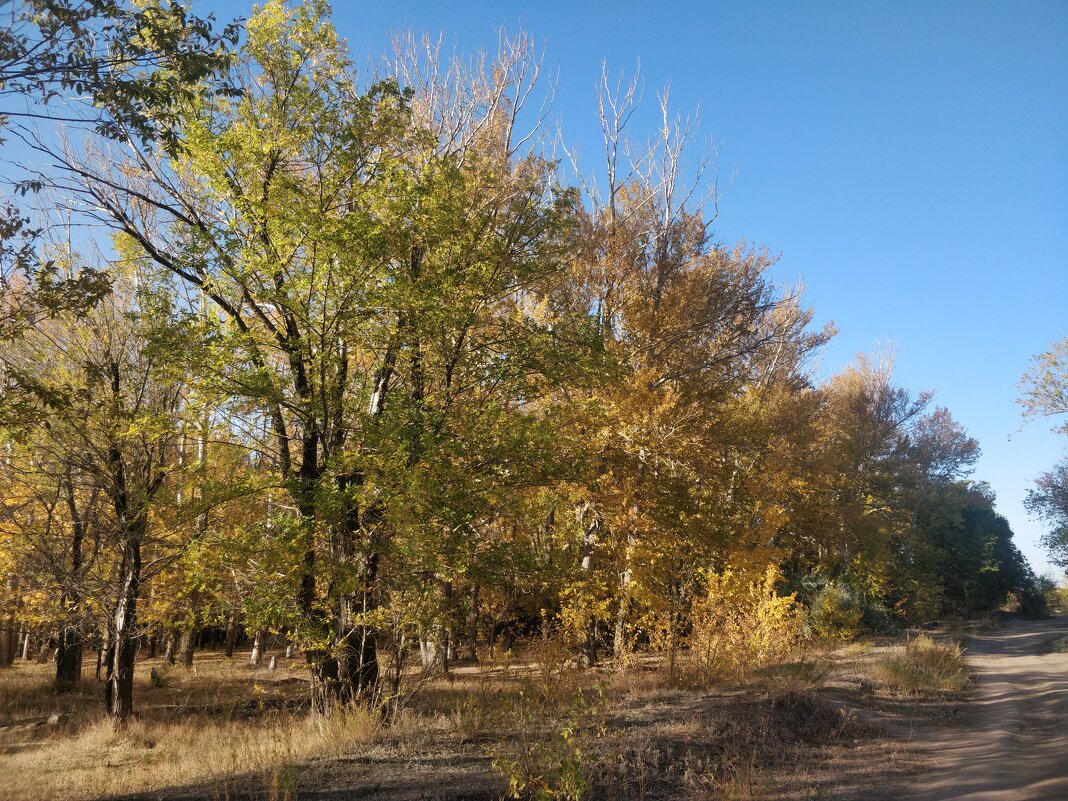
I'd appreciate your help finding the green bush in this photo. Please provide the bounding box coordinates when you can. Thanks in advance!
[1037,575,1068,613]
[860,603,902,635]
[809,584,863,640]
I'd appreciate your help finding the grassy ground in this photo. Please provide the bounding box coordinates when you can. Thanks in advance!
[0,630,974,801]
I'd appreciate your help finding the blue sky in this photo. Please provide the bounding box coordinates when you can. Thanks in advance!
[300,0,1067,573]
[206,0,1068,573]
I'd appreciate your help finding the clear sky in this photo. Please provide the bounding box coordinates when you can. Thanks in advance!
[209,1,1068,575]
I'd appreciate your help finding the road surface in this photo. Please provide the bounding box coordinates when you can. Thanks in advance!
[909,614,1068,801]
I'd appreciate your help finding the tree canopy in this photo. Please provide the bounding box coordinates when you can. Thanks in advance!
[0,0,1043,716]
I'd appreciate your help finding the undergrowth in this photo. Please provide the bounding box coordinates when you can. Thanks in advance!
[870,634,970,695]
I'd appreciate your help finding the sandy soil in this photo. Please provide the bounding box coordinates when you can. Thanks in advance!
[907,614,1068,801]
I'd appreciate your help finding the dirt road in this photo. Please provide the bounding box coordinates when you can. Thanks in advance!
[909,614,1068,801]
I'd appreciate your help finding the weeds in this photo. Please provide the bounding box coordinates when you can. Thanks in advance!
[870,634,970,695]
[492,686,859,801]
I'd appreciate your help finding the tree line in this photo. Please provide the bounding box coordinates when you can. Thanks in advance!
[0,0,1044,720]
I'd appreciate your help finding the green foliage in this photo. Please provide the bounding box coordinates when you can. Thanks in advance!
[809,584,863,640]
[1026,458,1068,568]
[1035,575,1068,611]
[1019,338,1068,567]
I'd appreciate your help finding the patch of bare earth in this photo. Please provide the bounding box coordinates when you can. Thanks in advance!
[905,614,1068,801]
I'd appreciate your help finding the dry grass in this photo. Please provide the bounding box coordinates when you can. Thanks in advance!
[869,634,970,695]
[0,635,909,801]
[491,689,860,801]
[2,707,385,801]
[0,653,392,801]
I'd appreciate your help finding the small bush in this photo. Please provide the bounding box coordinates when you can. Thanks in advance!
[809,584,862,640]
[1045,582,1068,612]
[686,565,807,684]
[871,634,969,695]
[1016,585,1050,619]
[860,603,901,635]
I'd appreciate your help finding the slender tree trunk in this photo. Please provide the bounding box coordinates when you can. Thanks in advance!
[57,473,86,686]
[107,532,142,721]
[56,626,82,686]
[333,474,380,706]
[0,624,14,666]
[20,630,31,661]
[613,561,633,659]
[0,575,16,666]
[577,503,600,667]
[336,550,380,702]
[439,579,453,675]
[96,632,108,681]
[465,584,480,662]
[163,629,177,665]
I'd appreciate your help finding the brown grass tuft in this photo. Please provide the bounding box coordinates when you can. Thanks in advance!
[869,634,970,695]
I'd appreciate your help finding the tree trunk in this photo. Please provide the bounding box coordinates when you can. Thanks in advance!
[613,562,633,659]
[465,584,480,662]
[250,629,266,666]
[0,624,14,666]
[107,533,142,721]
[57,472,86,686]
[55,625,82,686]
[577,503,600,667]
[178,627,195,668]
[224,615,238,658]
[20,630,31,661]
[333,478,381,706]
[0,576,16,666]
[163,629,177,665]
[95,632,108,681]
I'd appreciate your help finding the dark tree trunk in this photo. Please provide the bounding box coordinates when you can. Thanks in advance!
[340,552,380,701]
[107,532,142,721]
[465,584,480,662]
[57,472,86,686]
[224,615,238,658]
[0,576,16,666]
[333,474,380,706]
[0,624,14,666]
[55,626,82,686]
[178,627,195,668]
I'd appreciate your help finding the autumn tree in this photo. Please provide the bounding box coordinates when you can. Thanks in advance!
[1020,338,1068,568]
[556,73,831,663]
[35,1,592,712]
[3,263,187,716]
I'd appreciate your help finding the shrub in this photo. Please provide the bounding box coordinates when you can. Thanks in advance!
[1045,582,1068,612]
[860,603,901,635]
[871,634,969,695]
[687,565,807,684]
[1016,585,1050,619]
[809,584,862,640]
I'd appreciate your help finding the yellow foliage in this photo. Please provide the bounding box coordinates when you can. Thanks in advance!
[687,564,806,683]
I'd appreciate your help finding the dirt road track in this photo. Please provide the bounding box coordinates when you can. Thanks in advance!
[909,614,1068,801]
